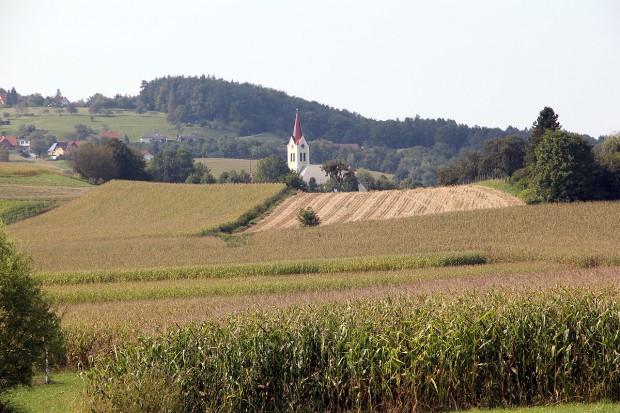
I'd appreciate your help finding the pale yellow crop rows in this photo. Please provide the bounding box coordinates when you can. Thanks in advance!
[249,185,524,231]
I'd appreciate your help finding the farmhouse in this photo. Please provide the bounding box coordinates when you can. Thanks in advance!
[286,110,330,185]
[140,150,154,161]
[0,136,18,150]
[47,141,84,158]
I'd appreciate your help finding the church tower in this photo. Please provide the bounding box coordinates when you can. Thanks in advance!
[287,109,310,173]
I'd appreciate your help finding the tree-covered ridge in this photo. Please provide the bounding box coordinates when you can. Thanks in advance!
[138,76,527,150]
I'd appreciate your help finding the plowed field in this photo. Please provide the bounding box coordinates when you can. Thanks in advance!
[249,185,524,232]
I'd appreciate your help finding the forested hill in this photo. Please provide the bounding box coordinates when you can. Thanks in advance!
[138,76,527,150]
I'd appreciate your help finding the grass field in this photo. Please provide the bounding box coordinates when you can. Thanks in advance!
[0,107,234,142]
[5,371,83,413]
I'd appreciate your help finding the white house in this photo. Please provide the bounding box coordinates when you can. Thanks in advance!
[287,110,330,185]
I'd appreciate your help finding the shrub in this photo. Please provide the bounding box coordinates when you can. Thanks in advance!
[297,207,320,227]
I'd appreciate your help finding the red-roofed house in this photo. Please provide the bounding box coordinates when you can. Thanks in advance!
[0,136,18,150]
[100,130,119,139]
[0,93,7,106]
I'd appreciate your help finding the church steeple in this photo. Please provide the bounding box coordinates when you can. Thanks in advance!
[287,109,309,173]
[292,109,303,144]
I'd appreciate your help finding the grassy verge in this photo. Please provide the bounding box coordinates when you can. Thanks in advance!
[5,371,83,413]
[475,179,522,197]
[463,402,619,412]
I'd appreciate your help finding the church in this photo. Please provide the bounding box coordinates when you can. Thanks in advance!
[286,110,330,185]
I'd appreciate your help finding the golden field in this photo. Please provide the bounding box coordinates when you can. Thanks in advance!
[8,198,620,272]
[8,180,286,241]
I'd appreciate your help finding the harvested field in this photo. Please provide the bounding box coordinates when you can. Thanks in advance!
[248,185,524,231]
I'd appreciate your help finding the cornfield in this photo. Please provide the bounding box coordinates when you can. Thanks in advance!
[81,288,620,412]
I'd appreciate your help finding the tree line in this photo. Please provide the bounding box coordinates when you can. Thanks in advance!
[438,107,620,202]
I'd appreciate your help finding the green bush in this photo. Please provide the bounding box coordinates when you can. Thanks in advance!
[296,207,320,227]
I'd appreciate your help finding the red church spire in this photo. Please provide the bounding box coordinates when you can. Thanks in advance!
[291,109,303,144]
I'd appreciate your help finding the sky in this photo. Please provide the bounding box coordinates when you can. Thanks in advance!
[4,0,619,138]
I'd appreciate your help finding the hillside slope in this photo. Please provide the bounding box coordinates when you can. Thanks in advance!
[8,180,285,241]
[248,185,524,232]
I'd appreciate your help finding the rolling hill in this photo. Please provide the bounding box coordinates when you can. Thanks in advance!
[248,185,524,232]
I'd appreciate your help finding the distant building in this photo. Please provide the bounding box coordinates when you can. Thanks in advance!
[286,110,330,185]
[0,93,7,106]
[177,133,205,142]
[0,136,18,150]
[100,130,120,139]
[140,132,168,143]
[47,141,84,158]
[140,150,154,161]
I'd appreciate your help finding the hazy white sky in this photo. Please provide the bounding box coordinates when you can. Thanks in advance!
[4,0,619,137]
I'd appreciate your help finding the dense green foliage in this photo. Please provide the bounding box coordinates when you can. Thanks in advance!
[322,160,358,192]
[147,149,196,183]
[133,76,528,184]
[438,136,526,185]
[596,133,620,199]
[532,130,601,202]
[296,207,321,227]
[71,142,118,182]
[254,154,290,183]
[0,200,56,225]
[82,289,620,412]
[0,228,62,395]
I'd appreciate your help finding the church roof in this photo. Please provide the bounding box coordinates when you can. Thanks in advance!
[291,109,303,145]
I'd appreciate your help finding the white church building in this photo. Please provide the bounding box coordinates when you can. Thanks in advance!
[287,110,330,185]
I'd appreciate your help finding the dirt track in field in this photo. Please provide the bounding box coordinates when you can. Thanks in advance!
[248,185,525,232]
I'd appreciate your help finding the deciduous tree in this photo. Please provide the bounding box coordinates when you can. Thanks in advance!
[73,142,118,183]
[532,130,599,202]
[254,155,290,183]
[0,227,63,399]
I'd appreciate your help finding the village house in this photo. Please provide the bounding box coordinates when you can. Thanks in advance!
[140,150,154,161]
[0,136,18,150]
[100,130,120,139]
[140,132,168,143]
[47,141,84,158]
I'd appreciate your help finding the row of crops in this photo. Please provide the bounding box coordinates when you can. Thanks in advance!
[80,288,620,412]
